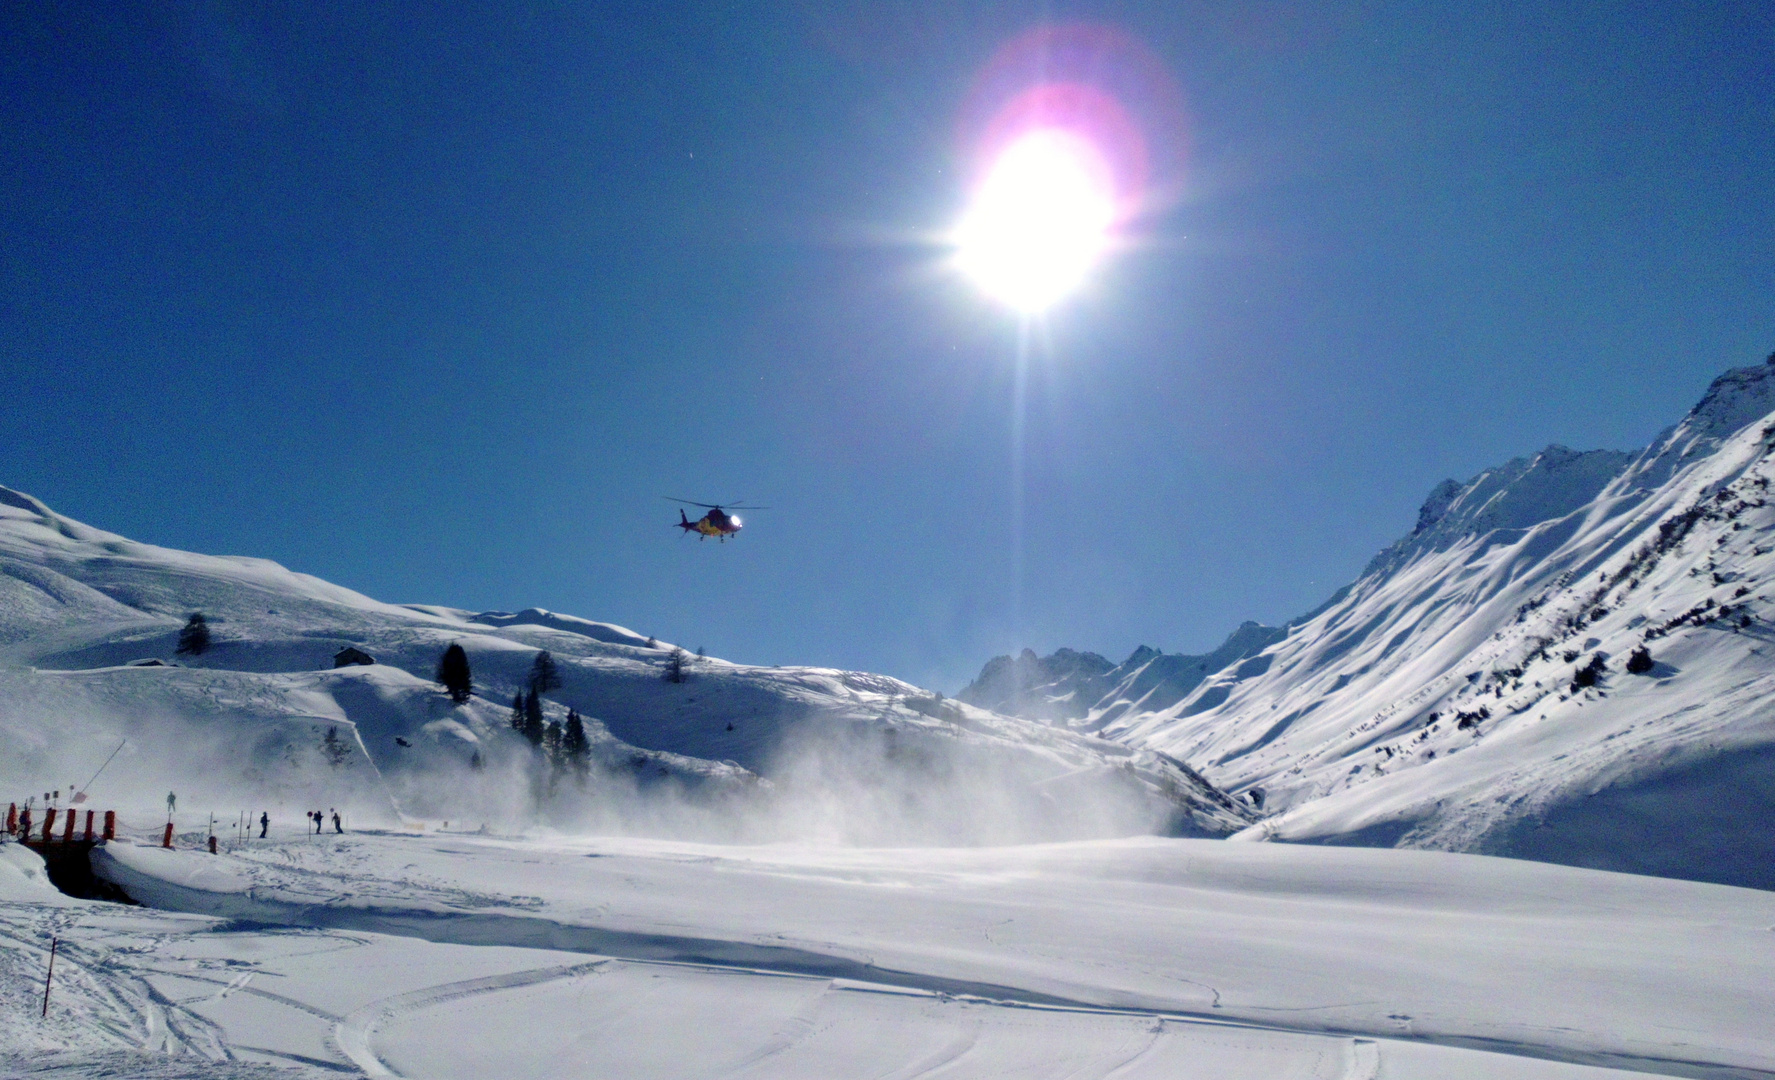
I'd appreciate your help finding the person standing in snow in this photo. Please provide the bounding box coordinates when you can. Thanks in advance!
[311,810,322,834]
[331,809,342,834]
[259,812,269,838]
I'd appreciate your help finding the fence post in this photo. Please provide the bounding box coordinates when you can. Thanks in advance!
[42,809,56,843]
[41,937,58,1018]
[5,803,14,834]
[103,810,115,841]
[62,810,76,844]
[162,822,174,849]
[83,810,94,842]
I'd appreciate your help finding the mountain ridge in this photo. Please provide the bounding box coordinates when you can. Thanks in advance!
[962,357,1775,888]
[0,484,1253,844]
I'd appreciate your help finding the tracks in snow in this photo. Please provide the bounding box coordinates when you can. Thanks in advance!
[90,854,1775,1080]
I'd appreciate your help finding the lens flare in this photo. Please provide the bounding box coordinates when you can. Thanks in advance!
[951,24,1185,313]
[954,130,1116,312]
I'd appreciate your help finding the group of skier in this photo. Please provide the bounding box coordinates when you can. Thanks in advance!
[253,809,343,836]
[215,804,342,838]
[240,807,343,838]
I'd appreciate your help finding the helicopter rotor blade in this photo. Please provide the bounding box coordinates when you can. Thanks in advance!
[664,497,769,510]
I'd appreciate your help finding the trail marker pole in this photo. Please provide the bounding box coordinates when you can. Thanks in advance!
[41,936,58,1018]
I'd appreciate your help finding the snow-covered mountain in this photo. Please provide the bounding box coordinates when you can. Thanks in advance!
[0,486,1251,843]
[968,358,1775,890]
[956,622,1285,729]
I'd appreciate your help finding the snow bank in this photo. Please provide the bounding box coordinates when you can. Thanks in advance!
[0,839,63,902]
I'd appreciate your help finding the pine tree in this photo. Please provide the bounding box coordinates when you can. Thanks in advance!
[562,709,590,779]
[509,692,525,732]
[543,720,563,767]
[1626,646,1655,674]
[522,688,545,747]
[1571,653,1606,691]
[176,613,211,656]
[695,645,705,660]
[435,643,473,704]
[528,651,562,696]
[469,749,484,771]
[664,648,687,683]
[322,726,353,768]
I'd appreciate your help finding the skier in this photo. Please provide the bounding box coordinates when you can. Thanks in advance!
[310,810,322,834]
[331,809,342,834]
[259,812,269,839]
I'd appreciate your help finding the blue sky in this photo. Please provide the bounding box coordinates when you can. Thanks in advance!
[3,2,1771,691]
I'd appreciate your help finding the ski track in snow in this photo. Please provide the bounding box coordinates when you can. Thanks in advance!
[334,960,610,1077]
[3,832,1763,1080]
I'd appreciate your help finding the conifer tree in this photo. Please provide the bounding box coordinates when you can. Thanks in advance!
[528,651,562,696]
[435,643,473,704]
[176,613,211,656]
[664,648,687,684]
[562,709,590,779]
[522,688,545,747]
[322,726,353,768]
[543,720,563,767]
[509,692,525,733]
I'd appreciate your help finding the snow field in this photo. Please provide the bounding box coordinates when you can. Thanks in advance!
[55,830,1775,1078]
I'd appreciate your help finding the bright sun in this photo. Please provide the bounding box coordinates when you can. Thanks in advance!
[954,129,1118,313]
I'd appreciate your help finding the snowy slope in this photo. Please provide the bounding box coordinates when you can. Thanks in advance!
[1083,360,1775,888]
[0,486,1250,842]
[44,829,1772,1079]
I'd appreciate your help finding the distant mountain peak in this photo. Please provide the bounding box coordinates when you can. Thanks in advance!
[1367,444,1635,578]
[958,624,1283,729]
[1683,360,1775,442]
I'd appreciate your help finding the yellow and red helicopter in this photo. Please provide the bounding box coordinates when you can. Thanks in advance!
[666,498,767,542]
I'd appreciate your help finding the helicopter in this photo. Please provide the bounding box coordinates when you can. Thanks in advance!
[666,498,767,542]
